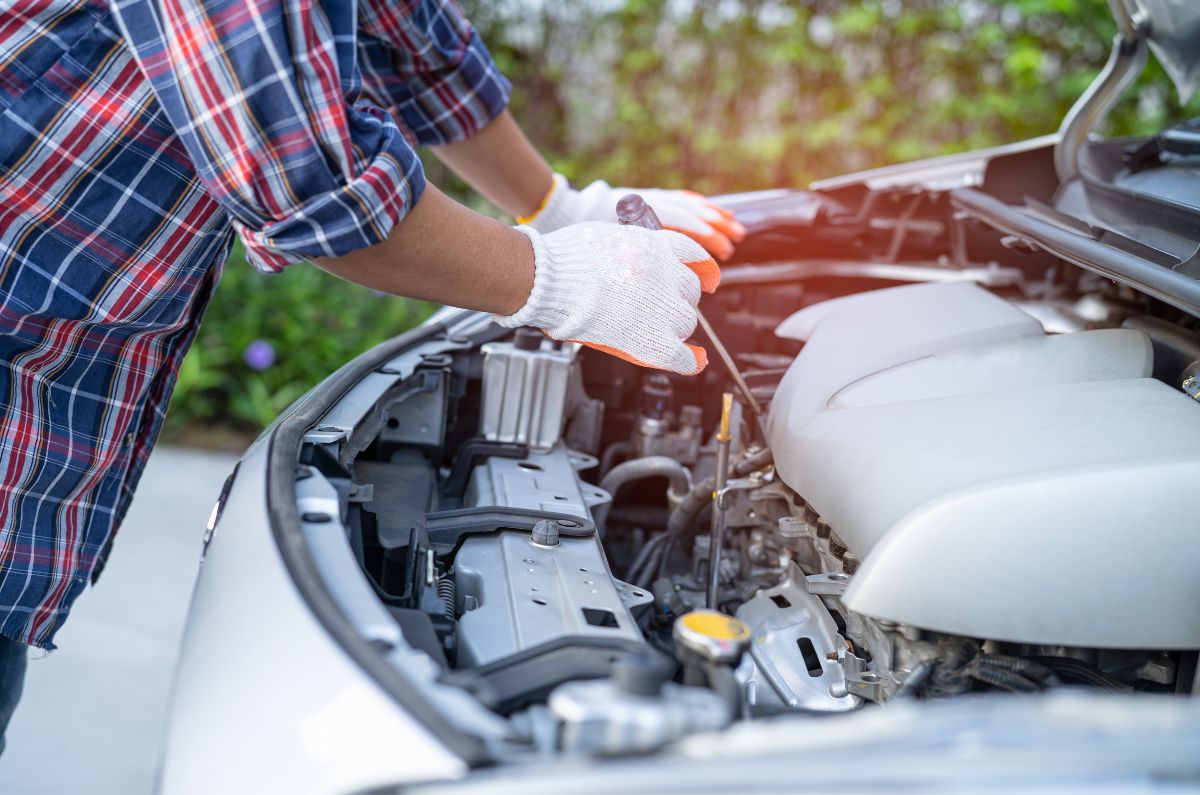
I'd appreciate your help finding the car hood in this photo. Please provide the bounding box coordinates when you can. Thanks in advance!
[1126,0,1200,102]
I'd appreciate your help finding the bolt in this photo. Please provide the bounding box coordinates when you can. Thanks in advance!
[531,519,560,547]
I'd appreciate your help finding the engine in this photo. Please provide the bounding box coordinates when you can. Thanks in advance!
[336,274,1200,757]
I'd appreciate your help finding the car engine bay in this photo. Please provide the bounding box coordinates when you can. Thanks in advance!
[289,142,1200,760]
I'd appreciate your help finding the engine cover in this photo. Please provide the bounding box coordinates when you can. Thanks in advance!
[768,282,1200,649]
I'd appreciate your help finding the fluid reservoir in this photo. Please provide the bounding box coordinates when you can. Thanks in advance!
[479,328,575,451]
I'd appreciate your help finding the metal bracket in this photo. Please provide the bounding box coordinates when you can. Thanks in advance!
[1053,0,1148,182]
[346,483,375,504]
[715,469,773,510]
[832,649,889,702]
[303,426,345,445]
[805,572,850,596]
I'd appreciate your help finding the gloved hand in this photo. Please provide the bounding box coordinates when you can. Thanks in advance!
[520,173,746,260]
[495,223,720,375]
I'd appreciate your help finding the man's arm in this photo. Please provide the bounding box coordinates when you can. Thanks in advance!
[112,0,716,375]
[313,184,534,315]
[316,182,719,376]
[430,112,744,260]
[432,111,555,220]
[111,0,513,274]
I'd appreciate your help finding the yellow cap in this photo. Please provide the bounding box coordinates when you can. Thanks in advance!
[679,610,750,641]
[673,609,751,664]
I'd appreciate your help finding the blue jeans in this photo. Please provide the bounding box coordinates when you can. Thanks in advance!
[0,635,26,757]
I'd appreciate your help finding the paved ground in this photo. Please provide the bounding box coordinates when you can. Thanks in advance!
[0,446,240,795]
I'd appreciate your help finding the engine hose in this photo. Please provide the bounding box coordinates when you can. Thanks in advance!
[1030,656,1135,692]
[890,660,935,700]
[625,533,665,582]
[595,456,692,538]
[636,539,675,590]
[666,476,715,539]
[731,446,773,477]
[969,663,1040,693]
[648,446,769,586]
[977,654,1061,687]
[704,662,743,721]
[625,532,669,584]
[924,638,978,697]
[598,440,636,479]
[650,476,716,582]
[641,446,766,548]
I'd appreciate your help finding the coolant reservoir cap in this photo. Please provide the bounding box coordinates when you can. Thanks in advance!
[673,610,751,665]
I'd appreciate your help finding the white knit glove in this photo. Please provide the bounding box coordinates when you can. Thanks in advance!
[520,173,746,260]
[495,223,720,375]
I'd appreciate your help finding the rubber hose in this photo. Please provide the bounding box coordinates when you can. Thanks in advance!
[625,532,668,583]
[635,542,670,590]
[925,638,978,696]
[732,446,773,477]
[598,441,635,479]
[595,456,692,537]
[891,660,935,700]
[650,476,715,580]
[1030,656,1134,692]
[666,476,715,539]
[969,663,1040,693]
[704,663,743,721]
[978,654,1061,687]
[653,446,764,545]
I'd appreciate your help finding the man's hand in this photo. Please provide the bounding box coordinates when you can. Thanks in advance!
[523,174,746,261]
[495,222,719,375]
[432,114,743,261]
[313,187,718,375]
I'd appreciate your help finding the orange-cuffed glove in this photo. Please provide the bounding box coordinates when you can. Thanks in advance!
[521,173,746,261]
[495,223,720,375]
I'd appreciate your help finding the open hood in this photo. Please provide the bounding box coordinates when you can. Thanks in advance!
[1125,0,1200,102]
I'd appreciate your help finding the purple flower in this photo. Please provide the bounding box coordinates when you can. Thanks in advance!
[244,339,276,371]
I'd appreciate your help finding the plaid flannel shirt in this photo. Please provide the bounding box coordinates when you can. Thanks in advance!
[0,0,510,648]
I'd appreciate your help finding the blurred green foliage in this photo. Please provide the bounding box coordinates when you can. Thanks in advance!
[167,240,436,440]
[463,0,1198,191]
[167,0,1199,440]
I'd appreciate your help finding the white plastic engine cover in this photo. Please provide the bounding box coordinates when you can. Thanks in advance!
[768,282,1200,649]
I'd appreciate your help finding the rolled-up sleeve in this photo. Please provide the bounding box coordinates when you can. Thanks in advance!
[357,0,511,147]
[110,0,428,272]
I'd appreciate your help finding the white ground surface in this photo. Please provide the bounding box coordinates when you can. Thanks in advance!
[0,446,240,795]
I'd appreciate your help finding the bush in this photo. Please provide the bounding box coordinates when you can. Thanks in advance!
[466,0,1198,191]
[168,0,1199,440]
[165,240,436,440]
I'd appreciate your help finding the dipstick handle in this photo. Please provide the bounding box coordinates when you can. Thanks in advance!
[617,193,762,417]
